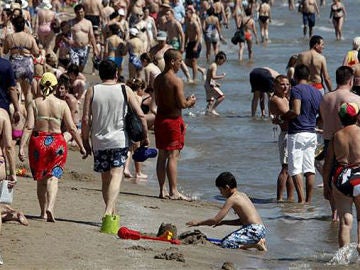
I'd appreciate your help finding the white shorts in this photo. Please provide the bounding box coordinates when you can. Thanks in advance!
[287,132,317,176]
[278,131,288,165]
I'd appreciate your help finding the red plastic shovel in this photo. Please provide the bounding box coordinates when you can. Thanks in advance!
[118,226,181,245]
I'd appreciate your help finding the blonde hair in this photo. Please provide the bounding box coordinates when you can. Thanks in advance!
[353,37,360,50]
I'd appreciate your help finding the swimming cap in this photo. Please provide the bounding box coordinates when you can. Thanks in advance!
[40,72,58,97]
[338,102,360,119]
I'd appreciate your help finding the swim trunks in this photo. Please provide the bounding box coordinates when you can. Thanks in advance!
[129,53,143,70]
[258,15,269,23]
[185,41,201,60]
[333,165,360,198]
[302,12,316,28]
[10,55,34,83]
[220,224,266,249]
[204,79,223,101]
[85,15,100,29]
[169,38,181,51]
[69,46,90,68]
[29,131,67,181]
[245,31,252,41]
[249,68,274,93]
[154,115,185,151]
[93,147,128,173]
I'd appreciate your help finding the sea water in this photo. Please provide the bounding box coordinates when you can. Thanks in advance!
[125,1,360,268]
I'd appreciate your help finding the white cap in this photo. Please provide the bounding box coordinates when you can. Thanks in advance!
[118,8,125,16]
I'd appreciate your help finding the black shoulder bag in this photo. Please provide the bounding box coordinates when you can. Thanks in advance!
[121,85,144,142]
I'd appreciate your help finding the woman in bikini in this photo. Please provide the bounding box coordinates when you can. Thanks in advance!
[258,0,271,43]
[18,72,86,222]
[34,0,57,53]
[3,16,39,106]
[329,0,346,41]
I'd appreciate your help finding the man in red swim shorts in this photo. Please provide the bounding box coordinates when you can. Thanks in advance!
[154,49,196,201]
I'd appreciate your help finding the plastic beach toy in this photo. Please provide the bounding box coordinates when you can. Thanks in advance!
[100,215,120,234]
[118,226,181,245]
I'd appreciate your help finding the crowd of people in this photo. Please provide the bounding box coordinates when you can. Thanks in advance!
[1,0,360,263]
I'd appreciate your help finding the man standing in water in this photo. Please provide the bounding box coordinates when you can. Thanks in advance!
[282,64,322,203]
[297,35,332,94]
[154,49,196,200]
[323,103,360,254]
[299,0,319,38]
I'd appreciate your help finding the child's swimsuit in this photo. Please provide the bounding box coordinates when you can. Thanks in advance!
[220,224,266,249]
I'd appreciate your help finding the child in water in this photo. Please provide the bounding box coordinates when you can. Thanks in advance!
[186,172,267,251]
[204,51,227,116]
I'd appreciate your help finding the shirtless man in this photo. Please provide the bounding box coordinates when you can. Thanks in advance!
[82,0,103,31]
[320,66,360,220]
[299,0,319,38]
[165,9,184,53]
[68,4,100,72]
[352,63,360,96]
[153,49,196,200]
[297,35,332,94]
[258,0,271,43]
[34,0,58,53]
[149,31,172,72]
[269,75,295,202]
[184,7,206,82]
[126,28,146,79]
[323,102,360,254]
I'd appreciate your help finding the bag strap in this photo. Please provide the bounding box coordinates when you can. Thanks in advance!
[121,84,134,114]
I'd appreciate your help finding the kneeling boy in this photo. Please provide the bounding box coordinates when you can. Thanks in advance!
[186,172,267,251]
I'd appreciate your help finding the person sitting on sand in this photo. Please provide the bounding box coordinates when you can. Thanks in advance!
[186,172,267,251]
[1,204,29,229]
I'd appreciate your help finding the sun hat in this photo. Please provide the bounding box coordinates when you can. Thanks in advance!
[156,31,167,41]
[129,27,139,36]
[338,102,360,119]
[132,146,158,162]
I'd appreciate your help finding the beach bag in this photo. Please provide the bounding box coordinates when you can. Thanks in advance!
[121,85,144,142]
[0,180,14,204]
[231,27,244,45]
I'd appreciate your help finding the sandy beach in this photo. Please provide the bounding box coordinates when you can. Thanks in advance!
[0,144,271,270]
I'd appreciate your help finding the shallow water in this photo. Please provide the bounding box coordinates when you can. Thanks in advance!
[127,1,360,268]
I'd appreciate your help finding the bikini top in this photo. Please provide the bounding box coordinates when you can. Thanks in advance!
[332,6,343,13]
[33,100,63,125]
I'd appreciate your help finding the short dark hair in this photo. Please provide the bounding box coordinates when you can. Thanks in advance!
[274,74,288,85]
[11,15,25,32]
[336,66,354,86]
[294,64,310,81]
[164,49,181,65]
[140,52,153,63]
[215,172,237,189]
[67,64,80,76]
[309,35,323,49]
[74,4,84,13]
[99,60,117,80]
[58,74,71,90]
[215,51,227,62]
[207,7,214,16]
[108,23,120,35]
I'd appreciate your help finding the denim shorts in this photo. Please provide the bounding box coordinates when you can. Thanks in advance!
[93,147,128,173]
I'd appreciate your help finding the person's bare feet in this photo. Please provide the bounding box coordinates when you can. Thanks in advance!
[169,192,192,201]
[256,239,267,251]
[124,171,134,178]
[159,188,169,199]
[136,172,148,179]
[17,212,29,226]
[46,210,55,222]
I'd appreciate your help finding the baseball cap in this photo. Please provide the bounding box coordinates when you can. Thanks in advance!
[118,8,125,16]
[156,31,167,41]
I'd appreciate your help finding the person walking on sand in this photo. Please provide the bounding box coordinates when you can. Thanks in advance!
[18,73,86,222]
[204,51,227,116]
[153,49,196,200]
[186,172,267,251]
[82,60,149,218]
[323,103,360,254]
